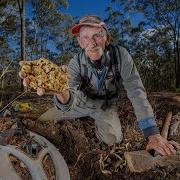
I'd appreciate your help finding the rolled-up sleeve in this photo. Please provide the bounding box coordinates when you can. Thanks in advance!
[53,92,73,112]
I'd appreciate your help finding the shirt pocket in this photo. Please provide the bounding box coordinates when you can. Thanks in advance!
[105,71,116,91]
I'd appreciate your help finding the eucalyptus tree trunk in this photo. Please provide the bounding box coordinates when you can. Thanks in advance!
[17,0,25,91]
[175,39,180,88]
[175,0,180,88]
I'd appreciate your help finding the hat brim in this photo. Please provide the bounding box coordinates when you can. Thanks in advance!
[71,23,106,35]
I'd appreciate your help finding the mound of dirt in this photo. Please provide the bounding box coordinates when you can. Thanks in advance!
[0,92,180,179]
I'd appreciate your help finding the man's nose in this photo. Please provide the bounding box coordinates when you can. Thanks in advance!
[88,36,97,46]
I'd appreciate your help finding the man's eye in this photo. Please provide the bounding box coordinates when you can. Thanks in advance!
[94,32,104,39]
[82,36,89,40]
[94,33,101,38]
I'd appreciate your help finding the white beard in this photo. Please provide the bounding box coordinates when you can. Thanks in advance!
[85,46,104,60]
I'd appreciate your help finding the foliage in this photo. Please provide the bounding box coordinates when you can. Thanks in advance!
[0,0,73,92]
[106,0,180,90]
[0,0,179,92]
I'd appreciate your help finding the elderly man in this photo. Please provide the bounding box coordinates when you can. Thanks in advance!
[20,15,179,155]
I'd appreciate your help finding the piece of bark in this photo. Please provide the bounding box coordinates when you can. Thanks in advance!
[161,112,172,139]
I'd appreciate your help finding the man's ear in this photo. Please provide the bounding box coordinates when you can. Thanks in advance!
[105,33,112,46]
[77,36,85,49]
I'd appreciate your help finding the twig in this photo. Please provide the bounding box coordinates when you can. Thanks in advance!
[74,153,84,167]
[0,60,14,80]
[0,90,28,113]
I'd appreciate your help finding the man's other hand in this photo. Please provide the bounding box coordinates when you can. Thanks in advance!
[146,134,180,156]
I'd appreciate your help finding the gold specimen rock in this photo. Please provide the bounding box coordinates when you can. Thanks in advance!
[21,58,70,93]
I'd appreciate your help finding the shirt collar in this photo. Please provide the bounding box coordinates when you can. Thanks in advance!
[81,47,111,68]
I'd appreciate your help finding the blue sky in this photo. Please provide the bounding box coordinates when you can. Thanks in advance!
[24,0,145,53]
[26,0,145,27]
[61,0,145,26]
[62,0,111,19]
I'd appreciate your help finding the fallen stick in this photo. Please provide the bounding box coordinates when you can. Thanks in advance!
[161,112,172,139]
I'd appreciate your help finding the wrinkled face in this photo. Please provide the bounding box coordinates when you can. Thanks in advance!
[77,26,108,61]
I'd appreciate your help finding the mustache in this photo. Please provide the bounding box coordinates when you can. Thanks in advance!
[85,46,102,52]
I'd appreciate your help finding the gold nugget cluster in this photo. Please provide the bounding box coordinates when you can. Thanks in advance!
[21,58,70,93]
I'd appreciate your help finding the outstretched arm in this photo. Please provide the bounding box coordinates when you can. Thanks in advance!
[118,46,180,155]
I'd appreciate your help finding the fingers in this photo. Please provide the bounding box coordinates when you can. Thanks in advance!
[154,147,166,156]
[37,87,45,96]
[23,78,30,87]
[19,71,27,79]
[19,61,30,79]
[61,65,68,72]
[146,141,179,156]
[19,61,46,96]
[146,145,166,156]
[169,140,180,150]
[22,79,46,96]
[164,143,176,155]
[146,145,171,156]
[19,61,30,66]
[19,61,31,86]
